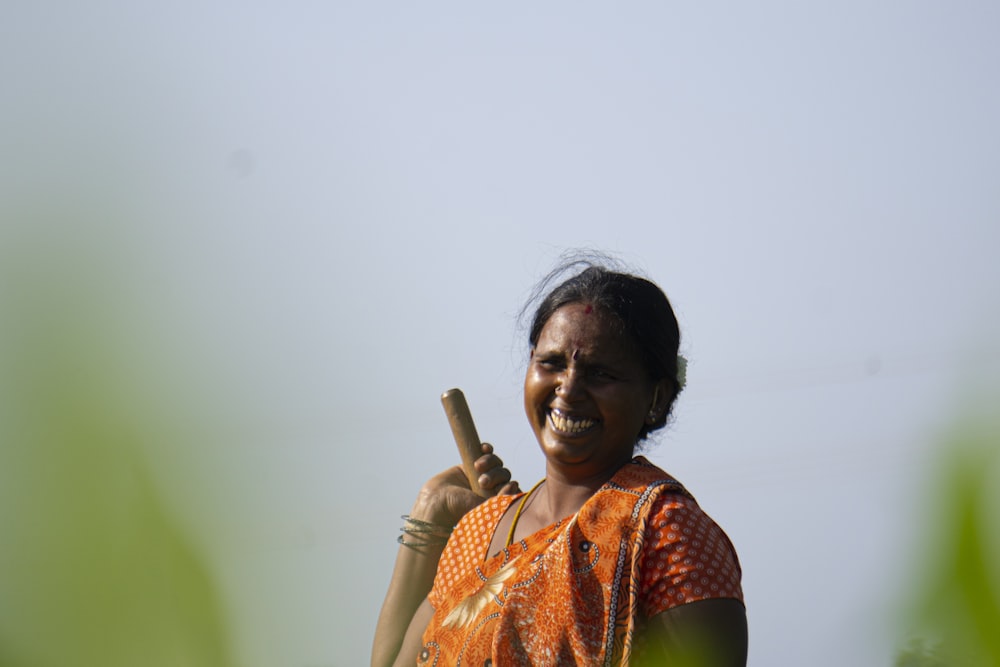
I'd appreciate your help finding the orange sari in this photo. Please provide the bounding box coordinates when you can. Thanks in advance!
[421,457,743,666]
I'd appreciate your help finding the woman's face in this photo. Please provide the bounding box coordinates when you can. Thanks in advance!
[524,303,663,480]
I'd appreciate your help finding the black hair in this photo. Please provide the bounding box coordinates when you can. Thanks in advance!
[522,256,682,440]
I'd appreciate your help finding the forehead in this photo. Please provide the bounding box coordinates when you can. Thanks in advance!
[535,303,631,355]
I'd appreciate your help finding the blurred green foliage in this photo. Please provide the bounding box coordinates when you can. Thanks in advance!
[895,418,1000,667]
[0,211,234,667]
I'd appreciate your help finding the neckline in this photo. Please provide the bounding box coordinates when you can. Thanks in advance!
[502,458,647,548]
[504,478,545,548]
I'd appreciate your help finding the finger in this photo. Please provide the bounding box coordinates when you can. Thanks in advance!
[478,465,512,491]
[473,453,504,474]
[480,442,494,455]
[497,480,522,496]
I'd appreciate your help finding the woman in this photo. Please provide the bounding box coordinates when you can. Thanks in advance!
[372,263,747,666]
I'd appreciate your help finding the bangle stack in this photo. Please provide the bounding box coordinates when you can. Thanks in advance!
[398,515,453,550]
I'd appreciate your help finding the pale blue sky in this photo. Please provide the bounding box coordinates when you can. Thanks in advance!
[3,2,999,665]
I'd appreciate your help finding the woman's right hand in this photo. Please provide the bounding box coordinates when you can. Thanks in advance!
[374,444,517,667]
[410,443,520,528]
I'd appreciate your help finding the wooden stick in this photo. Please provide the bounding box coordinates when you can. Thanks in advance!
[440,388,491,497]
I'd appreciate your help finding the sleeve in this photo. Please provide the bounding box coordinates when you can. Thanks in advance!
[637,493,743,618]
[427,495,510,610]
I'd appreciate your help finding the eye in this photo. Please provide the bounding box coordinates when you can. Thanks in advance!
[535,355,565,371]
[588,367,618,381]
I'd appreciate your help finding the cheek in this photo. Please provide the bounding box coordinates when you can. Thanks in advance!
[523,369,557,417]
[599,390,650,426]
[523,370,543,408]
[525,375,548,403]
[523,367,537,393]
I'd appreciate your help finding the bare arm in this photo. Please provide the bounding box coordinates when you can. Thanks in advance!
[635,598,748,667]
[371,519,446,667]
[371,446,517,667]
[389,599,435,667]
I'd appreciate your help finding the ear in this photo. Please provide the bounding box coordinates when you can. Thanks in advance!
[646,379,674,424]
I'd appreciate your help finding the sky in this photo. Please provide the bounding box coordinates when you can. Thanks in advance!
[2,2,999,666]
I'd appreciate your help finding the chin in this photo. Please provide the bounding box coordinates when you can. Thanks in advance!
[539,433,597,464]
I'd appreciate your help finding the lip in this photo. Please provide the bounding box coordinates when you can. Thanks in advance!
[547,407,599,436]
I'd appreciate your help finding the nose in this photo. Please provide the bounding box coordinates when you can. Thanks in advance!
[555,367,584,400]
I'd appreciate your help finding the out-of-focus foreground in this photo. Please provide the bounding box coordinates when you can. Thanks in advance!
[894,413,1000,667]
[0,209,235,666]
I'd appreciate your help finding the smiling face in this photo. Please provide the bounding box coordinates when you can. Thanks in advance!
[524,303,667,482]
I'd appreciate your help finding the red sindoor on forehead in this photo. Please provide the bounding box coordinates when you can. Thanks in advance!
[584,304,593,314]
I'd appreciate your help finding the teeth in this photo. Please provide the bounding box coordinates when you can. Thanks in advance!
[549,408,596,434]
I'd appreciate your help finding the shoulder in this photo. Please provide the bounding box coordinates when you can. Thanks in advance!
[643,486,742,578]
[637,476,743,615]
[609,456,685,492]
[644,492,738,561]
[596,457,692,507]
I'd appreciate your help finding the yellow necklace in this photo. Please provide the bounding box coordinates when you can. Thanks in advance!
[505,478,545,547]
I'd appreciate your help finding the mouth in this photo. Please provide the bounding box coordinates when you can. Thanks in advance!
[547,407,598,436]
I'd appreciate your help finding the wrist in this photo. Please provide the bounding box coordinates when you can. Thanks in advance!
[398,514,452,552]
